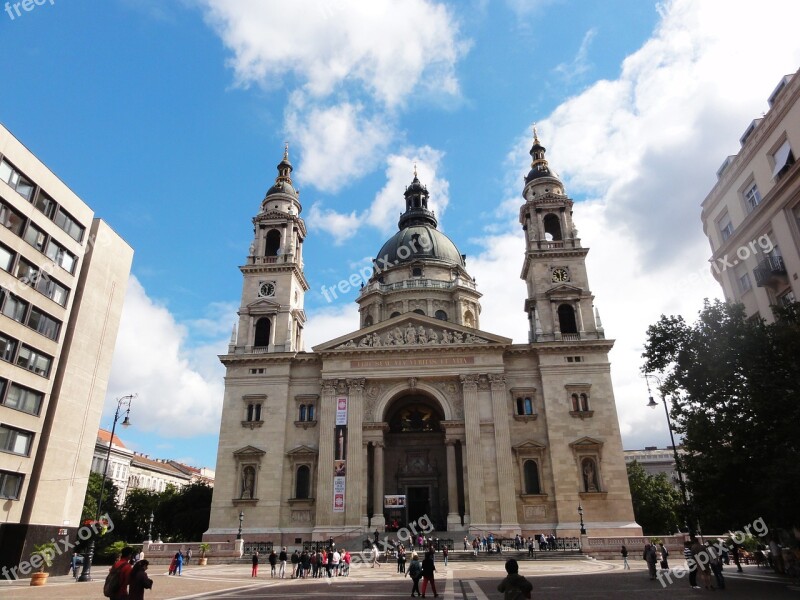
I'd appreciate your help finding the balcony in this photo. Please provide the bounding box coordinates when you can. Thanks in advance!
[754,256,787,287]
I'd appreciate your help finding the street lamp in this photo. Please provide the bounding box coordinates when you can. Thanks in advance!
[644,373,695,536]
[146,511,154,543]
[578,503,586,535]
[237,511,244,540]
[79,394,136,582]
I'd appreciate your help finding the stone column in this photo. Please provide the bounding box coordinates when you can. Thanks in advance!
[575,299,585,336]
[313,379,337,532]
[362,441,370,528]
[489,374,520,532]
[345,378,365,526]
[445,439,461,530]
[372,441,386,531]
[460,374,486,526]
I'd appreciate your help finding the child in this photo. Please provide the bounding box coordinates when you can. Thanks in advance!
[497,558,533,600]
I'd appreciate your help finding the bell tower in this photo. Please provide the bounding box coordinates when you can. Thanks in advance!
[231,145,309,353]
[519,129,604,343]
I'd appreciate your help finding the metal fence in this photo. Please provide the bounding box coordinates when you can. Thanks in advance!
[243,541,273,555]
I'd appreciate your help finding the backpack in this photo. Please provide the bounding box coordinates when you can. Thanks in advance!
[102,564,122,598]
[408,561,422,579]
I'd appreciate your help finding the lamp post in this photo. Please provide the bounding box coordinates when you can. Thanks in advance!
[146,511,154,543]
[644,374,694,537]
[79,394,136,582]
[578,503,586,535]
[237,511,244,540]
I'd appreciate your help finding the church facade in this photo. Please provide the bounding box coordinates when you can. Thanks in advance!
[205,135,640,544]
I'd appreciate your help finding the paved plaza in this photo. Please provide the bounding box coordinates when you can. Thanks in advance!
[1,558,798,599]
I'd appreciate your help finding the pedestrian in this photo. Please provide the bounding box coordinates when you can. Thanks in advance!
[251,551,259,578]
[371,543,381,568]
[332,548,341,576]
[291,549,300,578]
[643,543,657,580]
[168,552,177,576]
[683,541,699,589]
[659,542,669,571]
[268,549,277,577]
[691,536,712,590]
[108,547,134,600]
[420,551,438,597]
[528,539,534,558]
[730,539,744,572]
[497,558,533,600]
[343,549,351,576]
[397,544,406,573]
[621,544,630,570]
[69,552,82,579]
[407,552,422,597]
[442,546,448,566]
[464,536,469,551]
[175,551,184,576]
[279,547,288,578]
[128,559,153,600]
[472,537,479,556]
[187,548,192,562]
[326,548,334,577]
[708,543,726,590]
[301,549,310,578]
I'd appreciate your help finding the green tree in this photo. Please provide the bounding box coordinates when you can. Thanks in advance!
[626,461,682,535]
[642,300,800,532]
[81,471,121,525]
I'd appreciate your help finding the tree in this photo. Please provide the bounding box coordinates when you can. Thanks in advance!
[626,461,682,535]
[81,471,121,526]
[642,300,800,532]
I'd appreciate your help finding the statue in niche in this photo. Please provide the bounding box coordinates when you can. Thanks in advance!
[582,459,599,493]
[241,466,256,499]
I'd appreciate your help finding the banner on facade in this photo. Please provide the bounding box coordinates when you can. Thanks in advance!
[334,425,347,461]
[333,475,346,512]
[335,396,348,425]
[384,494,406,509]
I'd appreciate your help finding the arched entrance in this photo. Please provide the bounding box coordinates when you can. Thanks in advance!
[372,393,449,530]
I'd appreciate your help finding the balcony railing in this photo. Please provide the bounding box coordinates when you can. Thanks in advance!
[754,256,787,287]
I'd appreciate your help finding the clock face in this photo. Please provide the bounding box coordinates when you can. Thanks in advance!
[258,281,276,297]
[551,267,570,283]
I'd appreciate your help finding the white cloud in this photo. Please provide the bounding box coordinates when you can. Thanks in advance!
[104,277,229,438]
[201,0,466,190]
[473,0,800,450]
[307,201,362,244]
[304,302,360,350]
[554,27,597,82]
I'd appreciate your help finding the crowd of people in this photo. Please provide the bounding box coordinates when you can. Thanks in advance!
[252,545,354,579]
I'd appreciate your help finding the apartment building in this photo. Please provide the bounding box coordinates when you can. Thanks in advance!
[0,124,133,573]
[701,69,800,320]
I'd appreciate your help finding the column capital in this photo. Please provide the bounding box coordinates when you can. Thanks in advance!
[321,379,338,394]
[444,438,459,447]
[347,378,366,393]
[372,441,385,449]
[489,373,506,391]
[459,374,479,391]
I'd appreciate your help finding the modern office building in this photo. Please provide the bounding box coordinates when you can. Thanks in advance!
[701,69,800,319]
[623,447,683,490]
[0,124,133,574]
[206,135,639,546]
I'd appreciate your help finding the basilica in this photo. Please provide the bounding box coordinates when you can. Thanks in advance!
[205,132,640,544]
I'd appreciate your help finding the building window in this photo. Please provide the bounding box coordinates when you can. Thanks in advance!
[0,424,33,456]
[33,191,57,218]
[771,139,795,180]
[435,310,448,321]
[581,457,600,492]
[298,404,315,422]
[295,465,310,499]
[570,393,590,412]
[23,223,46,252]
[16,345,53,377]
[557,304,578,334]
[718,212,734,242]
[363,315,373,327]
[26,307,61,341]
[1,293,29,323]
[0,201,25,236]
[0,243,14,272]
[0,159,34,200]
[779,290,796,306]
[36,275,69,307]
[0,332,17,362]
[412,267,423,277]
[265,229,281,257]
[45,239,77,274]
[390,312,401,318]
[738,272,752,293]
[246,403,262,422]
[463,310,475,328]
[0,470,24,499]
[254,317,271,347]
[743,182,762,213]
[14,257,38,283]
[4,382,44,415]
[412,309,425,315]
[523,460,541,494]
[54,207,85,242]
[543,213,562,241]
[516,397,534,416]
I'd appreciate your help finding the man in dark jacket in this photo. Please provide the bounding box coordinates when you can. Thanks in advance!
[420,551,438,597]
[498,558,533,600]
[109,546,134,600]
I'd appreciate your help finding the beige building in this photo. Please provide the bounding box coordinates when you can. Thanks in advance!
[127,453,192,494]
[701,69,800,319]
[206,136,639,546]
[0,124,132,572]
[92,429,134,502]
[623,446,683,490]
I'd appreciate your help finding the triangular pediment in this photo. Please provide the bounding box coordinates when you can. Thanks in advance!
[569,436,604,448]
[245,298,282,311]
[512,440,547,454]
[286,445,318,457]
[233,445,267,457]
[545,283,584,297]
[313,313,511,352]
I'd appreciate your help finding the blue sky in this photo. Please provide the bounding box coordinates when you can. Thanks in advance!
[2,0,799,470]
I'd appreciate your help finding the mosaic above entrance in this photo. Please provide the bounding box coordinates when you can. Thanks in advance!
[335,323,490,349]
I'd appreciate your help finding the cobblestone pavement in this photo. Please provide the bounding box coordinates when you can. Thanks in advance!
[1,560,797,599]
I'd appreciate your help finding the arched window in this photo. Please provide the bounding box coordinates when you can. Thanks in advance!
[413,309,425,315]
[435,310,448,321]
[363,315,373,327]
[580,393,589,412]
[571,394,580,412]
[581,458,600,492]
[524,397,533,415]
[558,304,578,334]
[265,229,281,256]
[254,317,271,347]
[516,398,524,415]
[390,312,401,318]
[299,405,306,422]
[307,404,315,421]
[295,465,310,499]
[543,213,562,241]
[463,310,475,328]
[524,460,541,494]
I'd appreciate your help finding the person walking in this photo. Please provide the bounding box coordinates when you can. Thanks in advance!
[343,549,351,576]
[175,551,184,576]
[128,560,153,600]
[420,551,439,597]
[407,553,423,597]
[371,543,382,568]
[708,543,726,590]
[291,549,300,578]
[621,544,630,570]
[497,558,533,600]
[108,547,134,600]
[397,544,406,573]
[463,536,469,551]
[251,551,259,578]
[659,542,669,571]
[268,549,277,578]
[684,541,699,589]
[643,543,658,580]
[442,546,448,567]
[278,547,288,578]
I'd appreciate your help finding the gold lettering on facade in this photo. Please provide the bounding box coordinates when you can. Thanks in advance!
[350,356,475,369]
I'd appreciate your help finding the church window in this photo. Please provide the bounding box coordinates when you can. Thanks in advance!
[523,460,541,494]
[299,405,306,422]
[265,229,281,256]
[298,403,315,422]
[295,465,310,499]
[516,397,534,416]
[516,398,524,415]
[571,393,580,412]
[580,393,589,412]
[557,304,578,334]
[390,312,401,318]
[543,214,562,241]
[413,309,425,315]
[435,310,447,321]
[246,403,262,422]
[412,267,422,277]
[581,457,600,492]
[463,310,475,328]
[307,404,314,421]
[254,317,271,347]
[363,315,373,327]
